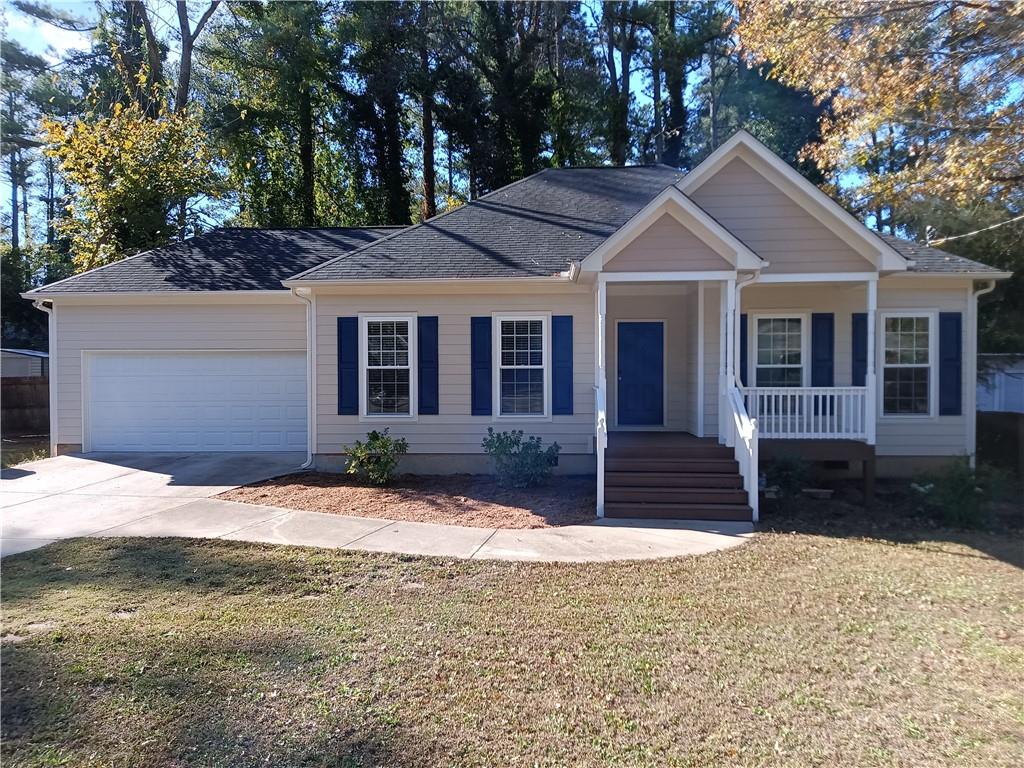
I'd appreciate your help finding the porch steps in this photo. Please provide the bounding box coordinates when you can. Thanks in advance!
[604,434,752,521]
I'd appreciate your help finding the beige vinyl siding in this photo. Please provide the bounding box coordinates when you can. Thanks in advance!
[54,301,306,446]
[703,282,721,436]
[690,157,872,274]
[604,213,733,272]
[315,290,596,455]
[875,278,971,456]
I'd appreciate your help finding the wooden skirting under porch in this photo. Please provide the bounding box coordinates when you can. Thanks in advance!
[759,438,877,501]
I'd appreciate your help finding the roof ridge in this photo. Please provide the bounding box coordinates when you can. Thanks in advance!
[286,167,561,281]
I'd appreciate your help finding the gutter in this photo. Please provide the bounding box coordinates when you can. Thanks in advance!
[290,287,316,470]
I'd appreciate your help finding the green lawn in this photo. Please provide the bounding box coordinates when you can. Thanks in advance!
[2,511,1022,767]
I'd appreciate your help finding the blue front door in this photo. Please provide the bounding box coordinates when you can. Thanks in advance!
[617,321,664,426]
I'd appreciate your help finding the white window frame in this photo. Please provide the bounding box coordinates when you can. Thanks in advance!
[750,313,809,388]
[359,314,418,421]
[878,310,937,419]
[493,313,551,420]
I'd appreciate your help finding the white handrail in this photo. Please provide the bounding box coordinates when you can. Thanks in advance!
[595,384,608,516]
[742,386,868,440]
[726,386,759,521]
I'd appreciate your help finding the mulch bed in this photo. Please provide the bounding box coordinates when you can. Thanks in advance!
[219,472,597,529]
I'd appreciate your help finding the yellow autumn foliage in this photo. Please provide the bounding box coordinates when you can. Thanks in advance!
[42,99,216,270]
[737,0,1024,209]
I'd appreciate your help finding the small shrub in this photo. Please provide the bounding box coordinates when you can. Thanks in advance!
[912,458,1000,528]
[481,428,560,488]
[763,454,811,503]
[344,428,408,486]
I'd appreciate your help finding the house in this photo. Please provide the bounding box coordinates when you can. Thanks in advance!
[24,131,1010,522]
[1,349,49,378]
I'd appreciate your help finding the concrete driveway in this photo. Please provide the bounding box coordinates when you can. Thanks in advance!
[1,452,305,557]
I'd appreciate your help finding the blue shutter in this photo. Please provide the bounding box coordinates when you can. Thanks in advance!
[337,317,358,415]
[938,312,963,416]
[811,313,835,387]
[851,313,867,386]
[470,317,492,416]
[739,314,748,386]
[551,315,573,415]
[418,316,439,415]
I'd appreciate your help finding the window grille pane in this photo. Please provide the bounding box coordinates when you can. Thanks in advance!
[367,369,410,414]
[500,368,544,415]
[883,367,929,415]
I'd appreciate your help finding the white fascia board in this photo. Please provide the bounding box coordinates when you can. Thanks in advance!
[599,270,736,283]
[21,290,303,306]
[885,270,1013,280]
[756,272,879,284]
[579,185,764,272]
[678,130,907,272]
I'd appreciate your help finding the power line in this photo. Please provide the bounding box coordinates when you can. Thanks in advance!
[927,213,1024,245]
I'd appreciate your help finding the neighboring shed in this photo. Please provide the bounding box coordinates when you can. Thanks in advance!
[978,354,1024,414]
[1,349,49,378]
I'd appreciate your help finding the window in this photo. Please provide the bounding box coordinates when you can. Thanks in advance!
[497,317,547,416]
[754,316,804,387]
[882,315,931,415]
[363,317,414,416]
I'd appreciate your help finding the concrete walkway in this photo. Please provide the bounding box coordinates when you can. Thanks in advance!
[2,454,754,562]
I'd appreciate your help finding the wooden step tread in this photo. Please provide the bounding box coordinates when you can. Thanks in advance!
[606,458,739,473]
[605,502,752,521]
[605,446,733,460]
[605,487,748,504]
[604,472,743,488]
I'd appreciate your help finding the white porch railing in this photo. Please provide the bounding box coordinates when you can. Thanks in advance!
[595,384,608,516]
[725,386,759,520]
[742,386,868,440]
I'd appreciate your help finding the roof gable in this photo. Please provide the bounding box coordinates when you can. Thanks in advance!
[679,130,907,272]
[579,185,763,273]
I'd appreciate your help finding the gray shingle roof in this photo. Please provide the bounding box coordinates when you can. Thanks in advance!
[880,234,1007,275]
[291,166,686,281]
[30,227,399,293]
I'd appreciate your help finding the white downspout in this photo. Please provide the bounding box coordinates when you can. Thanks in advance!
[733,272,760,389]
[968,280,997,468]
[32,300,57,456]
[290,287,316,470]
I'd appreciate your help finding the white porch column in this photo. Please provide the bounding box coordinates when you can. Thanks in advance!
[718,280,728,442]
[722,277,737,446]
[866,278,878,445]
[595,278,608,516]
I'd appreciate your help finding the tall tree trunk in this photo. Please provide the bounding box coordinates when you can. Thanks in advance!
[652,37,663,162]
[420,2,436,220]
[9,152,19,253]
[708,45,718,151]
[45,156,55,245]
[663,0,686,168]
[298,86,316,225]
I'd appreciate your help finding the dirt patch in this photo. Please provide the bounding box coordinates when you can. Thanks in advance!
[219,473,597,529]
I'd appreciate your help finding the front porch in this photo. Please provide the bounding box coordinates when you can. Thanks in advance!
[594,274,881,522]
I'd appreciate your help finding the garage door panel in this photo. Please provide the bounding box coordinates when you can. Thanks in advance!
[86,352,307,452]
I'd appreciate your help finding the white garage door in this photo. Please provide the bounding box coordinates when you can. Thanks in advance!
[85,351,307,452]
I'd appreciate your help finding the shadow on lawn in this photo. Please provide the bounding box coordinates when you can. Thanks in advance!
[1,627,424,767]
[758,483,1024,570]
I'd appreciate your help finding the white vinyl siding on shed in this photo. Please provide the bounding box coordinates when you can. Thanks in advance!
[54,300,306,448]
[315,290,595,455]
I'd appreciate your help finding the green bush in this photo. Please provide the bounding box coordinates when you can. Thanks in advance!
[763,454,811,502]
[344,428,408,486]
[912,458,1002,528]
[481,428,560,488]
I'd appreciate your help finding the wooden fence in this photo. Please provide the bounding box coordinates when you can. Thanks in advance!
[1,376,49,435]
